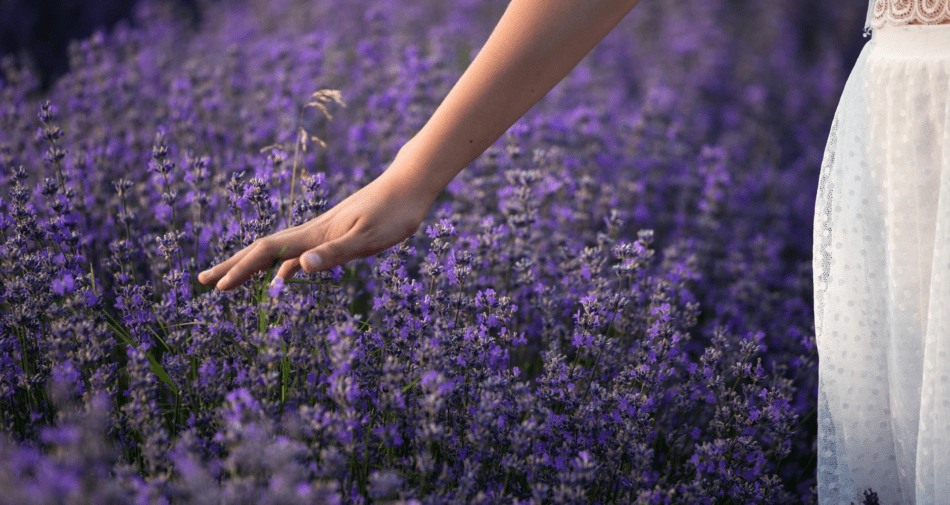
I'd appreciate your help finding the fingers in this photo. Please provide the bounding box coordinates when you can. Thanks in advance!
[198,218,326,287]
[197,245,255,286]
[299,227,362,274]
[209,236,305,291]
[271,258,302,285]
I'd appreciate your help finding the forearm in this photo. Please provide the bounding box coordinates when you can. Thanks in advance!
[393,0,641,201]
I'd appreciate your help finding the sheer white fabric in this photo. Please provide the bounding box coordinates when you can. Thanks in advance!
[815,8,950,505]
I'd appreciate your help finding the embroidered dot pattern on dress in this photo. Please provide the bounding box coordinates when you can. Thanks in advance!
[816,2,950,504]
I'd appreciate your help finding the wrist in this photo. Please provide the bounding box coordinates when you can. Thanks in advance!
[385,141,443,207]
[389,135,452,205]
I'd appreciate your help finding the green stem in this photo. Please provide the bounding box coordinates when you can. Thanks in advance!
[160,171,191,308]
[579,299,623,405]
[453,278,465,329]
[567,334,585,382]
[285,107,307,230]
[503,233,515,294]
[427,251,441,302]
[119,192,138,287]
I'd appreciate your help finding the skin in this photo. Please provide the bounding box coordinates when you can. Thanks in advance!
[198,0,642,292]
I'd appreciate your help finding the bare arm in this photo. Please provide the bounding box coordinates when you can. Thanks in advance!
[390,0,642,200]
[199,0,642,291]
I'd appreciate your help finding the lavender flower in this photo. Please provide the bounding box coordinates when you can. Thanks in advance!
[0,0,853,501]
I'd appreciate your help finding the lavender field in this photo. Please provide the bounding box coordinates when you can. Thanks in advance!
[0,0,868,503]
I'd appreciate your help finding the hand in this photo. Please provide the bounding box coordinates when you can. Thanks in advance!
[197,162,434,292]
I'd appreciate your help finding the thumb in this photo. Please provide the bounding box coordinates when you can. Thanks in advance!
[300,232,357,274]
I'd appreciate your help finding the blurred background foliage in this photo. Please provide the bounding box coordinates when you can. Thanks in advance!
[1,0,865,92]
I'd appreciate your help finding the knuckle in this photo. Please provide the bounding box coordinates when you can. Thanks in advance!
[256,237,276,249]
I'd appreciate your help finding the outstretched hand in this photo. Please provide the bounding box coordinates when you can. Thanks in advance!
[197,163,434,292]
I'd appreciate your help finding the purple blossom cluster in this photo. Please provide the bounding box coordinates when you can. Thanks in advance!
[0,0,874,503]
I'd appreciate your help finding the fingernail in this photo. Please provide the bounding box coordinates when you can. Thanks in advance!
[305,253,322,270]
[200,269,211,279]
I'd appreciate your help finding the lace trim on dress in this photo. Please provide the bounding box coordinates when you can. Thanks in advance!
[869,0,950,30]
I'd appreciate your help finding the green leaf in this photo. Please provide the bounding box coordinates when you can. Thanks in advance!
[148,322,173,353]
[102,313,133,345]
[147,354,179,396]
[258,243,290,305]
[99,309,178,396]
[281,355,290,404]
[286,279,327,286]
[402,374,422,394]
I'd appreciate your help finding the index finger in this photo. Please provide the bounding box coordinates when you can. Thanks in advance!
[198,222,309,286]
[210,236,306,291]
[198,246,252,286]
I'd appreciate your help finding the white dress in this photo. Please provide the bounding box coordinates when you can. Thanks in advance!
[814,1,950,504]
